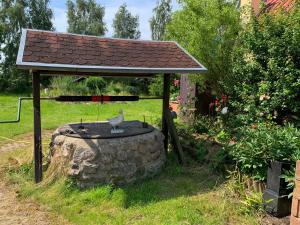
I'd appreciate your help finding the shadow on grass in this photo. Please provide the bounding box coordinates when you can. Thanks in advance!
[119,154,224,208]
[63,128,224,209]
[4,137,224,211]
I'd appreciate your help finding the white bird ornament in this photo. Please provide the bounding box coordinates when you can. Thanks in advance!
[107,110,124,134]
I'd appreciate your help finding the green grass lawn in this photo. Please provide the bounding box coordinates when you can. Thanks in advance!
[0,94,260,225]
[0,95,161,142]
[6,146,260,225]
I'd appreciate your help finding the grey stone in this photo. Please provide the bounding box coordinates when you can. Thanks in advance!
[50,124,165,188]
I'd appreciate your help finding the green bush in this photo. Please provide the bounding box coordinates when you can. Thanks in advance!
[224,6,300,125]
[85,77,107,94]
[209,147,232,173]
[192,116,212,134]
[106,82,123,95]
[195,141,208,162]
[148,76,179,97]
[104,77,149,96]
[125,86,139,95]
[149,76,163,97]
[229,123,300,181]
[49,76,89,96]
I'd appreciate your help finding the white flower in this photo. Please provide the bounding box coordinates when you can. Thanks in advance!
[221,107,228,115]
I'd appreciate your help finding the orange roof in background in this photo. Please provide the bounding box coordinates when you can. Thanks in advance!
[265,0,295,12]
[252,0,296,15]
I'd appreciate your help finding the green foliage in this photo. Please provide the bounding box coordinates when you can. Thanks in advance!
[148,75,179,97]
[67,0,106,35]
[225,5,300,123]
[28,0,53,30]
[224,170,264,215]
[240,192,264,215]
[0,0,54,92]
[229,123,300,181]
[85,77,107,94]
[50,76,149,96]
[113,3,141,39]
[106,82,122,95]
[150,0,172,41]
[209,147,232,172]
[49,76,88,96]
[166,0,240,93]
[195,141,208,162]
[148,76,163,96]
[216,129,231,144]
[7,162,33,178]
[191,116,212,134]
[50,76,150,97]
[280,168,295,198]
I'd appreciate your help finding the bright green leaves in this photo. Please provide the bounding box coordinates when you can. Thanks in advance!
[66,0,106,36]
[112,3,140,39]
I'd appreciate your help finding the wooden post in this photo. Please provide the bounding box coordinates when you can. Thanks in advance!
[32,71,42,183]
[164,109,184,164]
[162,73,171,155]
[291,161,300,224]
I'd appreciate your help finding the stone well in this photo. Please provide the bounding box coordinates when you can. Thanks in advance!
[49,121,165,188]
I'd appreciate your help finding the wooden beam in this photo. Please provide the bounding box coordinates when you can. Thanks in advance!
[32,71,42,183]
[164,109,185,164]
[35,70,156,78]
[162,73,171,155]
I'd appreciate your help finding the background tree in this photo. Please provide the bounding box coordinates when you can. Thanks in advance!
[166,0,240,93]
[113,3,141,39]
[148,0,172,96]
[150,0,172,41]
[67,0,106,35]
[0,0,54,92]
[28,0,53,30]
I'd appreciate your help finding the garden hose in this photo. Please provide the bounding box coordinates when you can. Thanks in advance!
[0,97,55,124]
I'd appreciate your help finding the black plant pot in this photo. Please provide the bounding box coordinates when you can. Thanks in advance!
[263,161,292,217]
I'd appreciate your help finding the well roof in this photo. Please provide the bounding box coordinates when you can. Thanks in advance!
[16,29,207,75]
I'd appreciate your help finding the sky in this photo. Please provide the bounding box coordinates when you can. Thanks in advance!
[50,0,180,40]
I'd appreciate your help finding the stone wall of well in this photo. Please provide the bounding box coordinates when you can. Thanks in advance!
[50,128,166,188]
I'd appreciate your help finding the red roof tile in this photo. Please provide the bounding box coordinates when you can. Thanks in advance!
[16,29,206,75]
[265,0,295,12]
[252,0,296,15]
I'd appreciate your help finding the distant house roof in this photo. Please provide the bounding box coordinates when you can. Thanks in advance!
[265,0,295,11]
[252,0,295,15]
[16,29,207,75]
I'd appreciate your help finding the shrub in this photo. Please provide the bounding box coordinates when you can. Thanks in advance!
[104,77,149,96]
[224,6,300,125]
[49,76,90,96]
[125,86,139,95]
[192,116,212,134]
[209,147,232,173]
[229,123,300,181]
[148,76,179,97]
[85,77,107,94]
[195,141,208,162]
[106,82,123,95]
[149,76,163,97]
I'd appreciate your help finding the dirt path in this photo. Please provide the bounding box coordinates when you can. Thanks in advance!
[0,132,72,225]
[0,182,70,225]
